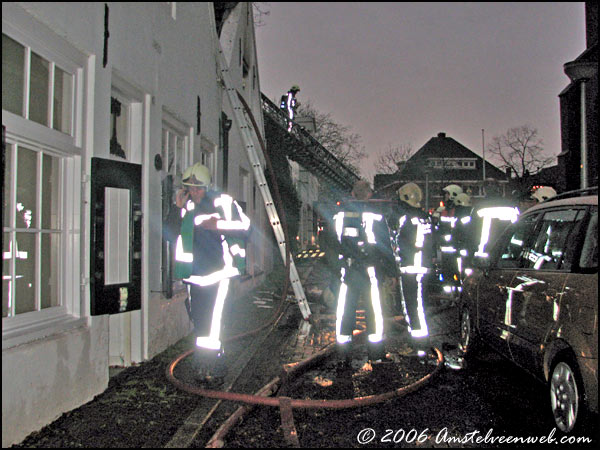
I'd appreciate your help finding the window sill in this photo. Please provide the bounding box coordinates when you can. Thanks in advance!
[2,311,87,351]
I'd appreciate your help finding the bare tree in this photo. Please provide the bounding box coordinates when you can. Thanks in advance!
[487,125,555,187]
[374,143,415,174]
[252,2,270,27]
[296,101,366,175]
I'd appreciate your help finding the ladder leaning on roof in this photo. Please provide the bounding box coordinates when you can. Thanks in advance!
[216,47,312,321]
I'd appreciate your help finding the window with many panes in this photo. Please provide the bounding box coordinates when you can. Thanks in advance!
[161,124,189,186]
[2,33,74,135]
[2,24,81,327]
[161,119,190,295]
[3,143,63,317]
[199,135,216,185]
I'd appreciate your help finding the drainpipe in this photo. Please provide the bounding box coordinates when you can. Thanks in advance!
[564,61,597,189]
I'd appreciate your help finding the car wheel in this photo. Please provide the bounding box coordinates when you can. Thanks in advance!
[458,306,478,357]
[549,357,585,434]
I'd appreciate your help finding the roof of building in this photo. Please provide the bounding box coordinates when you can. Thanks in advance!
[373,132,506,193]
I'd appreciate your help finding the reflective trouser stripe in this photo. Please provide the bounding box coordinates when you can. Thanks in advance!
[367,266,383,343]
[194,278,230,351]
[335,266,384,344]
[336,268,350,344]
[409,274,428,338]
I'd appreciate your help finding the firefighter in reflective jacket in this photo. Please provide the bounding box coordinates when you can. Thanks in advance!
[436,184,463,296]
[165,163,250,383]
[470,181,519,267]
[280,85,300,132]
[451,193,475,283]
[332,180,396,363]
[395,183,433,343]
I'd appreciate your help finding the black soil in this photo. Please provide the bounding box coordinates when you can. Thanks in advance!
[11,259,598,448]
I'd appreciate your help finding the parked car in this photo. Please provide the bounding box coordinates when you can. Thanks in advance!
[459,187,598,434]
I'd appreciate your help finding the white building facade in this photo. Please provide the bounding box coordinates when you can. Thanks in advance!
[2,2,272,446]
[290,160,319,248]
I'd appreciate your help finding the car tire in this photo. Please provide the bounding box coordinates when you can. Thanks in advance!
[549,354,587,434]
[458,306,479,359]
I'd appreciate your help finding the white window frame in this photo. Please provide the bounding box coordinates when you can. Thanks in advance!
[428,158,477,170]
[161,111,191,186]
[2,7,86,349]
[199,135,217,187]
[161,112,191,294]
[111,73,145,165]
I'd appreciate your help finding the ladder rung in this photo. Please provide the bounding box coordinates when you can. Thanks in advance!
[216,47,311,320]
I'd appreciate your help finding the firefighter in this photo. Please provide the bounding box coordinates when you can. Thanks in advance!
[470,180,519,266]
[441,184,462,214]
[452,193,475,283]
[333,180,396,365]
[279,85,301,132]
[436,184,463,296]
[164,163,250,385]
[395,182,434,347]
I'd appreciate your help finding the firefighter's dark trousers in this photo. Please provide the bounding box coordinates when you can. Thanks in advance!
[399,271,430,343]
[336,263,385,361]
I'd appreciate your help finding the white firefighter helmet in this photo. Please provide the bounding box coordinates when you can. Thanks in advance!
[443,184,463,199]
[182,163,211,188]
[397,182,422,208]
[531,186,557,202]
[455,193,472,207]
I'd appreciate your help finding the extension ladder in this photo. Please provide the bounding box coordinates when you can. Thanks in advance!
[216,48,312,320]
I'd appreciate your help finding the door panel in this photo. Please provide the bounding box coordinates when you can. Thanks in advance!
[477,269,516,353]
[506,272,565,373]
[506,208,586,373]
[478,212,542,355]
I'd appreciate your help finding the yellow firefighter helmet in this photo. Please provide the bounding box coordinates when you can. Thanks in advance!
[397,182,422,208]
[182,163,211,188]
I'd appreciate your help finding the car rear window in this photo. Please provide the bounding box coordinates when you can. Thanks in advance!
[579,207,598,270]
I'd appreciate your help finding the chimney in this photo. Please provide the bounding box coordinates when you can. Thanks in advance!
[437,132,446,138]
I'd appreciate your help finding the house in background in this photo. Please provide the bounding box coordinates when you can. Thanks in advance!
[558,1,598,192]
[374,132,507,211]
[2,3,272,446]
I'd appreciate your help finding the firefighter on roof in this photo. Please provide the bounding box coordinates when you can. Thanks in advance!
[164,163,250,385]
[280,85,300,132]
